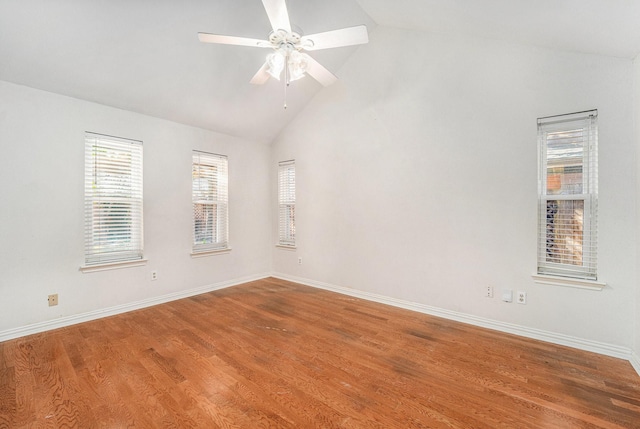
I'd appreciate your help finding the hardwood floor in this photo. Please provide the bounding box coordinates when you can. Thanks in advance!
[1,277,639,428]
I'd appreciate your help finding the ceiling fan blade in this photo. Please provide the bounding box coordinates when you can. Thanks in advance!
[305,56,337,87]
[301,25,369,51]
[250,63,271,85]
[261,0,291,33]
[198,33,270,48]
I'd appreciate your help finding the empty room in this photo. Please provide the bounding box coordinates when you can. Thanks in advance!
[1,0,640,427]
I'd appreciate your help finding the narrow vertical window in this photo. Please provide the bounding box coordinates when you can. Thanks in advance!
[537,110,598,280]
[192,151,228,253]
[84,132,143,266]
[278,160,296,247]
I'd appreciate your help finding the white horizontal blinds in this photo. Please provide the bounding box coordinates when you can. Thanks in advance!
[278,160,296,246]
[192,151,228,252]
[84,133,143,265]
[537,110,598,280]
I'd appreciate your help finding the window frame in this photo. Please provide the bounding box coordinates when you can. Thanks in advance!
[82,132,144,268]
[536,110,599,284]
[192,151,229,255]
[277,160,296,248]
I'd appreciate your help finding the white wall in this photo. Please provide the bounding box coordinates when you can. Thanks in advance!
[634,55,640,370]
[0,80,271,336]
[1,26,637,362]
[272,27,637,349]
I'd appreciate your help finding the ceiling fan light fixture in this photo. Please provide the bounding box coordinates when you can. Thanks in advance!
[287,51,309,82]
[266,52,285,80]
[265,49,309,82]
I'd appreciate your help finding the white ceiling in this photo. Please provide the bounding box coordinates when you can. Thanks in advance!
[1,0,640,144]
[356,0,640,59]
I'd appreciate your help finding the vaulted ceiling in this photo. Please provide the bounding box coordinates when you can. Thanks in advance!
[2,0,640,144]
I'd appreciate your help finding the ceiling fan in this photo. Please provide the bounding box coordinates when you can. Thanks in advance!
[198,0,369,91]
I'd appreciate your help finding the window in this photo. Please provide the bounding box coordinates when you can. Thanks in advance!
[192,151,228,253]
[537,110,598,280]
[278,160,296,247]
[84,132,143,266]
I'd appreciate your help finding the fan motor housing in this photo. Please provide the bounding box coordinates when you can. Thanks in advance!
[269,30,308,51]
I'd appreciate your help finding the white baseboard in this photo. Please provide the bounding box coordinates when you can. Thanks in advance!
[631,352,640,377]
[272,273,635,365]
[4,271,639,378]
[0,272,270,343]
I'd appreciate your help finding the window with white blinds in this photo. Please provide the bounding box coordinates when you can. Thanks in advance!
[84,132,143,265]
[278,160,296,247]
[192,151,228,253]
[537,110,598,280]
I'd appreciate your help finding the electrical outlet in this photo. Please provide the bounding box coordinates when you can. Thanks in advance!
[48,294,58,307]
[298,257,302,265]
[151,271,158,281]
[502,289,513,303]
[517,291,527,304]
[485,286,493,298]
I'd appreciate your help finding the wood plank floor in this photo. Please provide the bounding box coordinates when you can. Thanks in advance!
[1,277,639,428]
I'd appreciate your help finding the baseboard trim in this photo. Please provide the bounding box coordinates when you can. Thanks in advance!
[272,273,634,364]
[0,272,270,343]
[631,352,640,377]
[5,272,638,378]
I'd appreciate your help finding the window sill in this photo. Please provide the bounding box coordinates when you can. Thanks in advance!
[191,248,231,258]
[532,274,606,291]
[80,259,148,273]
[275,244,297,251]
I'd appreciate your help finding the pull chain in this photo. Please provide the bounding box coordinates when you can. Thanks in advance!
[283,53,289,109]
[284,77,287,110]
